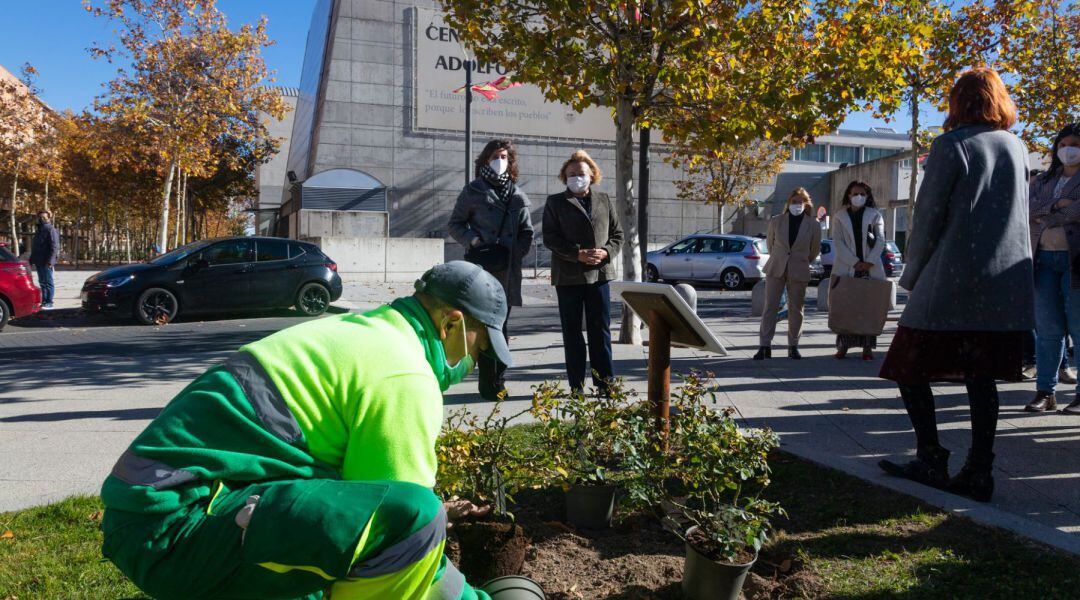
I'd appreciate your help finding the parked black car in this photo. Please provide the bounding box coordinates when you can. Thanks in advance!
[82,237,343,325]
[882,240,905,278]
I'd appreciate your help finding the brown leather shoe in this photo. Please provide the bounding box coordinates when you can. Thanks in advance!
[1025,391,1056,413]
[1062,395,1080,415]
[1060,368,1078,385]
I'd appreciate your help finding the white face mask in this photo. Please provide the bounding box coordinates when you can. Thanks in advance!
[567,175,590,194]
[850,194,867,208]
[1059,146,1080,167]
[489,157,509,175]
[788,203,805,216]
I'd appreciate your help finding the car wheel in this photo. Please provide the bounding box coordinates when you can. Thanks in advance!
[720,268,744,290]
[646,264,660,283]
[0,298,9,331]
[296,283,331,316]
[135,288,179,325]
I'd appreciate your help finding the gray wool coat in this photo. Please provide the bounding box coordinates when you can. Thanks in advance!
[448,178,535,306]
[542,189,623,286]
[898,124,1033,332]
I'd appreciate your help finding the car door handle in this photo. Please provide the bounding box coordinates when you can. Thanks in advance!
[287,264,301,270]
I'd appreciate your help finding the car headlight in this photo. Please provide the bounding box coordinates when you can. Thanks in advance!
[99,274,135,288]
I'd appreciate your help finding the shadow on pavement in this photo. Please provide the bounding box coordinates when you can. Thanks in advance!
[0,407,163,423]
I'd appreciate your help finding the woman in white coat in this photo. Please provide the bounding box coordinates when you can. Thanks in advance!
[832,180,887,360]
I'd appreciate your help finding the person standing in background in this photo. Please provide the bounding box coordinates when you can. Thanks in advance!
[543,150,623,396]
[28,209,59,309]
[754,187,822,360]
[449,139,535,400]
[1025,123,1080,414]
[831,181,887,361]
[878,68,1033,503]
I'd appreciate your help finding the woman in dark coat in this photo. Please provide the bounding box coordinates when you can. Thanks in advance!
[878,68,1033,502]
[448,139,535,400]
[542,150,623,395]
[1024,123,1080,414]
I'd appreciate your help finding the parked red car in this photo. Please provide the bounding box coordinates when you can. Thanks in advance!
[0,244,41,330]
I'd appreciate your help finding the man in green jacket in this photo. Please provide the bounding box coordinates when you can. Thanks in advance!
[101,261,513,600]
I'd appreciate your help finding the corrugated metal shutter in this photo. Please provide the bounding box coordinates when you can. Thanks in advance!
[300,187,387,211]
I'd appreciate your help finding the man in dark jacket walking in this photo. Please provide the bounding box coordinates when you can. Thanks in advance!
[29,210,59,308]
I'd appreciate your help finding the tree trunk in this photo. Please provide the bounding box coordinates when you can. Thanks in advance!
[173,168,183,248]
[74,200,81,268]
[638,127,651,279]
[158,160,176,252]
[44,177,49,212]
[906,92,920,250]
[9,167,19,257]
[615,95,642,345]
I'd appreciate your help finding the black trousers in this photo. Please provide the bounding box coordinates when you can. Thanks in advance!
[478,306,510,398]
[556,282,614,391]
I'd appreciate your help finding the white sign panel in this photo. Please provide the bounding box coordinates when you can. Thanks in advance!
[414,8,615,141]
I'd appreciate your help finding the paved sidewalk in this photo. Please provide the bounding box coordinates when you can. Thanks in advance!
[4,271,1080,557]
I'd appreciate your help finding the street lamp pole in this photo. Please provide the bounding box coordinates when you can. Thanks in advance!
[464,59,473,187]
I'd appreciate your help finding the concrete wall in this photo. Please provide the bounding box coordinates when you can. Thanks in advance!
[256,92,298,234]
[298,209,389,238]
[303,235,443,281]
[826,152,920,243]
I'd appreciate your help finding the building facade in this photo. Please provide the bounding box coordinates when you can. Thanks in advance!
[259,0,915,262]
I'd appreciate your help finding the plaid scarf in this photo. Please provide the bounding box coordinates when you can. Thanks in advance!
[479,164,512,200]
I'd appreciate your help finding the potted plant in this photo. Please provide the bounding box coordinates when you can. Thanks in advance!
[436,397,545,583]
[654,372,783,600]
[530,379,637,529]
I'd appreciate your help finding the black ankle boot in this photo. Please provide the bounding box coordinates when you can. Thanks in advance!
[946,452,994,502]
[879,446,950,489]
[753,347,771,360]
[788,346,802,359]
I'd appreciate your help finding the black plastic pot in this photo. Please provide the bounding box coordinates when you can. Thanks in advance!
[681,527,757,600]
[481,575,546,599]
[565,484,617,529]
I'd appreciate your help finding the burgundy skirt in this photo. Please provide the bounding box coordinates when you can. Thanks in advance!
[879,326,1024,384]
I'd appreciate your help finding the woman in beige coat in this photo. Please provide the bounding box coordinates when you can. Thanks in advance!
[754,187,822,360]
[831,180,887,360]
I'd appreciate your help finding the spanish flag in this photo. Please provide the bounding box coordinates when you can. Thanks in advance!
[453,75,522,100]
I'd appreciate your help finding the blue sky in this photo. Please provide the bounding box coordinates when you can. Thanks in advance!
[0,1,942,131]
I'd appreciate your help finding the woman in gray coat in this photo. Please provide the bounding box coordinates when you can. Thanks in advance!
[878,69,1033,502]
[543,150,623,395]
[448,139,535,400]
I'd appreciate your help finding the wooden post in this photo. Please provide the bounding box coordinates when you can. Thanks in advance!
[647,309,672,441]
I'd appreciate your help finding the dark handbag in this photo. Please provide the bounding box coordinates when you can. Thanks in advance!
[465,197,513,272]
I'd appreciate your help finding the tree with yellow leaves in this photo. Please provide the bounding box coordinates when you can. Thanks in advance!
[85,0,287,251]
[0,64,51,256]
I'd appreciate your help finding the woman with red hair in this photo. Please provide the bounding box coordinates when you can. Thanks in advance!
[878,68,1033,502]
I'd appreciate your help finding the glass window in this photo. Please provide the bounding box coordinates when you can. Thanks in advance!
[288,242,308,259]
[669,238,700,254]
[829,145,860,164]
[0,246,15,261]
[793,144,827,162]
[722,239,747,253]
[699,238,725,253]
[864,147,903,161]
[202,240,254,265]
[257,240,289,262]
[754,239,768,254]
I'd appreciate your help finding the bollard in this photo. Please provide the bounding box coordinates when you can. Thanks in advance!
[674,283,697,314]
[888,279,897,310]
[750,280,767,317]
[817,278,830,312]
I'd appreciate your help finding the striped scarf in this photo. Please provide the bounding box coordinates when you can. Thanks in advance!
[479,164,512,200]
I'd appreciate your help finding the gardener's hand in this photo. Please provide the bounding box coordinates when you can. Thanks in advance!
[444,499,491,526]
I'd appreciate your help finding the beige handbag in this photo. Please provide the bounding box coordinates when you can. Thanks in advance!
[827,275,891,335]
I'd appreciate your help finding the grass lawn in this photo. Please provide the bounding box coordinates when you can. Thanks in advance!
[3,449,1079,599]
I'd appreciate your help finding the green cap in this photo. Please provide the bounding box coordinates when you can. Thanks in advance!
[414,261,512,367]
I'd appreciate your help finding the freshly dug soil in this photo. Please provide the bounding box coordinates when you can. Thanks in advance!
[686,527,756,565]
[461,488,824,599]
[452,518,529,584]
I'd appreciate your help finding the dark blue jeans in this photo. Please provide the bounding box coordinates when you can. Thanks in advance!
[35,264,54,305]
[556,281,614,392]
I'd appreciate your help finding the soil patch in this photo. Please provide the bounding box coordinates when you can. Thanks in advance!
[452,519,529,584]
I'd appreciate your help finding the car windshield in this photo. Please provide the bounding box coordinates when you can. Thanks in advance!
[0,246,15,261]
[754,239,768,254]
[149,240,215,265]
